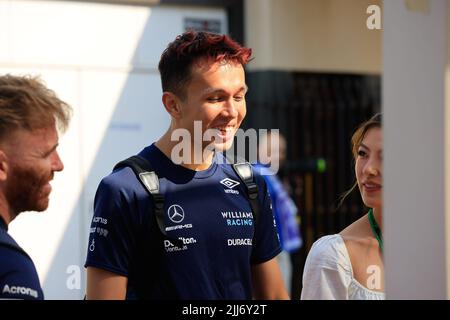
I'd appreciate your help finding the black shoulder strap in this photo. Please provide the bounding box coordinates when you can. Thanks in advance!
[228,157,260,225]
[0,230,32,261]
[113,156,183,248]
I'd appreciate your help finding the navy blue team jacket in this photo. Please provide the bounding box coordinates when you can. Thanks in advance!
[85,143,281,299]
[0,217,44,300]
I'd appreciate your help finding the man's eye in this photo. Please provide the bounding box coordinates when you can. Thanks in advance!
[234,96,244,102]
[207,97,221,102]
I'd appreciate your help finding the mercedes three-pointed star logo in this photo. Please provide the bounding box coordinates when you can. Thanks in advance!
[167,204,185,223]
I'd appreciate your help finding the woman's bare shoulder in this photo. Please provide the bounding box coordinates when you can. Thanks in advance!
[339,215,374,250]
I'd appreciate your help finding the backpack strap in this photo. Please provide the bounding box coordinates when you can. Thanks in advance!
[228,158,260,225]
[0,229,32,261]
[113,155,183,248]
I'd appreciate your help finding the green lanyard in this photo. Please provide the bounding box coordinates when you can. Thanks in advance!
[368,208,383,253]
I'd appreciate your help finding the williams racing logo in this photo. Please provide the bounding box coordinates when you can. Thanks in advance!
[221,211,253,226]
[220,178,240,195]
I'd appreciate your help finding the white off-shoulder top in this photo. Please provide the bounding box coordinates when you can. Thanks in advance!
[301,234,385,300]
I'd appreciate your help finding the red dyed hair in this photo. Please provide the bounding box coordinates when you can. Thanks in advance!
[158,30,252,99]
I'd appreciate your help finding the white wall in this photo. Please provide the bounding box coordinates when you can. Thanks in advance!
[0,0,227,299]
[384,0,449,299]
[447,0,450,298]
[245,0,382,73]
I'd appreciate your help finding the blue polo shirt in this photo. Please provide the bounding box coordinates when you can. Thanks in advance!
[85,143,281,299]
[0,217,44,300]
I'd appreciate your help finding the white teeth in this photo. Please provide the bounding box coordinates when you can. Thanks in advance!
[365,183,380,188]
[216,127,233,132]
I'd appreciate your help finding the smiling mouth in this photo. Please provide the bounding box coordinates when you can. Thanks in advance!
[363,182,382,191]
[40,182,52,196]
[213,126,235,141]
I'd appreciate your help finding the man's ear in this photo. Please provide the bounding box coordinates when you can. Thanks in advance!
[0,150,8,182]
[162,92,183,119]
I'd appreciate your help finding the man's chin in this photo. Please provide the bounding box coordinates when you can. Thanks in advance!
[211,140,234,152]
[34,199,50,212]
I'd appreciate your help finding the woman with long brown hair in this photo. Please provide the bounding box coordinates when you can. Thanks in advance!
[301,114,384,300]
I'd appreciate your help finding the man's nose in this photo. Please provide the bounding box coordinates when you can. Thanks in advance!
[51,151,64,172]
[223,99,238,118]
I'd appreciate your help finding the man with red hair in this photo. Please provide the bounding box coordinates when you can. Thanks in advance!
[85,30,288,300]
